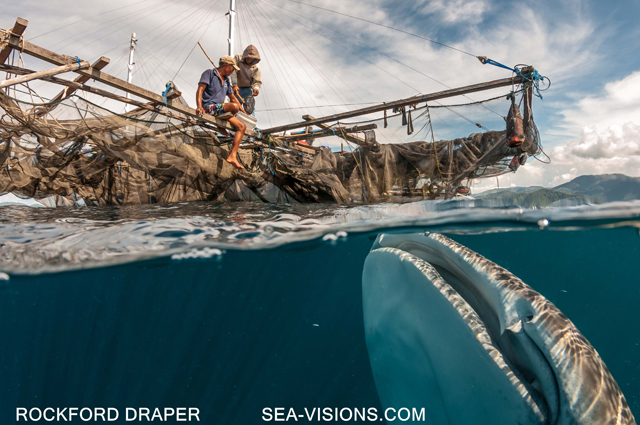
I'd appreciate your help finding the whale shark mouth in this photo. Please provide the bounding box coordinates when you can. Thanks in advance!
[362,232,635,425]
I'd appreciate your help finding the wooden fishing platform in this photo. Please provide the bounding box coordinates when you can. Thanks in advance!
[0,16,542,205]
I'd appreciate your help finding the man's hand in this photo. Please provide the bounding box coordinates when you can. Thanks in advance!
[253,88,259,96]
[196,106,205,117]
[233,86,240,94]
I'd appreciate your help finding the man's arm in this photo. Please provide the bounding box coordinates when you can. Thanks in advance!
[251,65,262,96]
[196,83,206,116]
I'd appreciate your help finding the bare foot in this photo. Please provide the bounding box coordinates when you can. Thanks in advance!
[226,157,245,170]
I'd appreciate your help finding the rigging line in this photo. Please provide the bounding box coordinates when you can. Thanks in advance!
[251,0,338,115]
[134,10,220,85]
[263,0,503,118]
[236,3,274,127]
[68,1,184,54]
[96,0,203,58]
[235,2,273,127]
[47,0,175,52]
[282,0,476,58]
[236,4,243,49]
[257,2,370,107]
[263,102,379,111]
[335,91,513,125]
[240,0,301,122]
[255,0,419,94]
[136,49,166,91]
[136,0,210,41]
[28,0,153,41]
[253,0,354,110]
[162,6,220,79]
[172,12,225,81]
[131,0,215,68]
[246,1,317,114]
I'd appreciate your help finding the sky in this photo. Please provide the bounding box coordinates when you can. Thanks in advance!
[2,0,640,191]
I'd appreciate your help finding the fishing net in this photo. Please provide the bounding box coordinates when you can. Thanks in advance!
[0,86,541,206]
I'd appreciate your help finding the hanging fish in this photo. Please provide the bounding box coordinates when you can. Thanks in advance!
[401,107,407,126]
[407,109,414,135]
[384,109,388,128]
[506,96,524,148]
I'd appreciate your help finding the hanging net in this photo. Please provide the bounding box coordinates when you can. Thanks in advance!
[0,87,541,206]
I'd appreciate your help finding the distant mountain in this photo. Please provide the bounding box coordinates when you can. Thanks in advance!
[474,174,640,207]
[553,174,640,203]
[475,188,585,208]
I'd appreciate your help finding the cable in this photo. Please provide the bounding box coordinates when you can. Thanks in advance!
[28,0,153,41]
[283,0,477,57]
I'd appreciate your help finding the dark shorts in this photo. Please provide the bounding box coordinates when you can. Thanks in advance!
[204,103,226,116]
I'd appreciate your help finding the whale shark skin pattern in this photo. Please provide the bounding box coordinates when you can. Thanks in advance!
[364,233,636,425]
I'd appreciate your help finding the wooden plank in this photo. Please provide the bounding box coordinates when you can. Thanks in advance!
[7,37,259,138]
[0,61,90,88]
[48,56,110,104]
[0,18,28,64]
[263,76,525,134]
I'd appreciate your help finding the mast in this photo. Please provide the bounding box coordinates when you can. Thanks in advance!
[227,0,236,56]
[124,32,137,112]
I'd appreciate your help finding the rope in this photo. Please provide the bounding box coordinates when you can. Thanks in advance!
[478,57,550,99]
[282,0,477,57]
[161,83,171,105]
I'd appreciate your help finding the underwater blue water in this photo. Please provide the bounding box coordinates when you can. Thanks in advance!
[0,200,638,423]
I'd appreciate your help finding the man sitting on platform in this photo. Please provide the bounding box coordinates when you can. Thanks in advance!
[196,55,247,170]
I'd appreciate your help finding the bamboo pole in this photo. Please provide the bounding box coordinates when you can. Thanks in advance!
[197,42,217,67]
[0,61,90,88]
[262,76,524,134]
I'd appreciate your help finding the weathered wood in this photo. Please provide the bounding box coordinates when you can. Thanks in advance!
[0,61,90,88]
[0,18,28,64]
[0,63,220,133]
[303,114,370,146]
[279,123,377,142]
[263,76,525,134]
[7,36,259,138]
[48,57,110,104]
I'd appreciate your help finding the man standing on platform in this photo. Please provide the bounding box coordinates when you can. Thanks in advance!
[230,45,262,116]
[196,56,247,170]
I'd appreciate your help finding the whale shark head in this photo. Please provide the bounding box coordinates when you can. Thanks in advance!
[363,232,635,425]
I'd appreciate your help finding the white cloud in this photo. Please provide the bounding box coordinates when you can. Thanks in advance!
[560,70,640,132]
[419,0,491,24]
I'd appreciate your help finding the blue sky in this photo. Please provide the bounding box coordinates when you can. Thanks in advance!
[2,0,639,190]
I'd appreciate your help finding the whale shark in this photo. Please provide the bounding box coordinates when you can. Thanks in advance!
[363,232,635,425]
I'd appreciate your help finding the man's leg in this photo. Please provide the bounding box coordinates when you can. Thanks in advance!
[216,103,246,170]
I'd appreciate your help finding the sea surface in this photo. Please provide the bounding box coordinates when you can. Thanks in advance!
[0,199,638,423]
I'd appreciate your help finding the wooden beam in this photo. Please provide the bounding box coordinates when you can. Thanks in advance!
[0,18,28,64]
[7,36,259,138]
[48,56,110,104]
[0,63,219,132]
[0,61,90,88]
[303,114,369,146]
[279,123,377,142]
[263,76,524,134]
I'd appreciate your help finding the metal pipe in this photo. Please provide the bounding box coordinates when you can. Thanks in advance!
[227,0,236,56]
[125,32,137,112]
